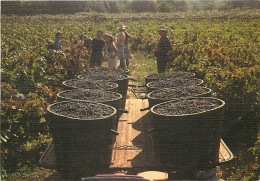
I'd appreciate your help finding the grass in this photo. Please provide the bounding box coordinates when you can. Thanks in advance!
[218,128,260,180]
[99,51,157,86]
[128,52,157,85]
[3,166,56,181]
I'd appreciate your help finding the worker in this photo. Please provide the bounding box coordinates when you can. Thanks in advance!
[116,25,126,69]
[153,25,172,73]
[104,32,119,70]
[122,26,133,67]
[53,30,63,51]
[89,30,105,68]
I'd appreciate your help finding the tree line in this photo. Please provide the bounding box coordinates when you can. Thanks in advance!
[1,0,260,15]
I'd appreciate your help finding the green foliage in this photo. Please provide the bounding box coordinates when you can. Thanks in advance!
[1,18,89,176]
[3,165,56,181]
[129,53,157,85]
[157,1,172,12]
[165,20,259,128]
[1,1,259,15]
[222,134,260,180]
[1,11,259,180]
[85,1,106,13]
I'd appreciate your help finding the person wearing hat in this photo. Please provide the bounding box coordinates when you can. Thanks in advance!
[116,25,126,69]
[122,26,133,68]
[89,30,105,68]
[104,32,119,70]
[153,25,172,73]
[53,30,63,51]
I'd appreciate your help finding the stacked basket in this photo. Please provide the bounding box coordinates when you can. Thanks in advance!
[145,71,225,172]
[46,68,129,179]
[78,68,129,109]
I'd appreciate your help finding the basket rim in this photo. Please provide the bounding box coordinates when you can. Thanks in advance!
[147,78,204,89]
[57,89,123,103]
[151,97,225,117]
[47,100,117,121]
[62,79,118,90]
[145,71,195,79]
[147,87,212,101]
[78,73,129,81]
[83,67,130,75]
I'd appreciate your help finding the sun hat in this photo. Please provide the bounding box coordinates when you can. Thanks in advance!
[104,32,114,40]
[56,30,63,35]
[158,25,167,31]
[118,25,126,30]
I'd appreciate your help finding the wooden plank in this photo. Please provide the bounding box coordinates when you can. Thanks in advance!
[110,99,167,168]
[111,99,150,168]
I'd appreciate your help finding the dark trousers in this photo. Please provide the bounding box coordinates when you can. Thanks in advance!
[118,45,126,69]
[156,57,168,73]
[90,51,102,68]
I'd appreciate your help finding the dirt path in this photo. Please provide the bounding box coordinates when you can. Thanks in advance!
[127,52,157,99]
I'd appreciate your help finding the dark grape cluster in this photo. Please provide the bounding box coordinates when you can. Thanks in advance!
[79,68,128,81]
[153,97,223,116]
[64,79,118,90]
[146,71,195,80]
[59,89,121,102]
[149,86,211,100]
[51,101,115,119]
[116,68,130,75]
[148,78,203,89]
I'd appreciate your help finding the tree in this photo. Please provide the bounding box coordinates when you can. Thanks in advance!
[108,1,121,13]
[245,0,260,9]
[202,2,215,11]
[230,0,246,9]
[176,1,188,12]
[131,1,157,12]
[190,1,201,11]
[157,1,171,12]
[147,1,157,12]
[84,2,105,13]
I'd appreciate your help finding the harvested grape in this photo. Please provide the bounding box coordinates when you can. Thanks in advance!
[146,71,195,80]
[58,89,121,102]
[147,78,203,89]
[79,68,128,81]
[148,86,211,100]
[50,101,115,119]
[63,79,118,90]
[153,97,224,116]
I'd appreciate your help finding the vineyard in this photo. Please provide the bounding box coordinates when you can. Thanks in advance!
[1,10,260,180]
